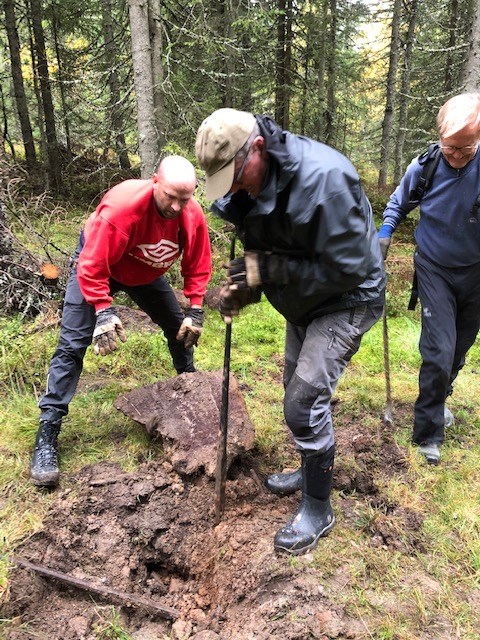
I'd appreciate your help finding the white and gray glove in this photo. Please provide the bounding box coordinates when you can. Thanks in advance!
[176,307,205,349]
[92,307,127,356]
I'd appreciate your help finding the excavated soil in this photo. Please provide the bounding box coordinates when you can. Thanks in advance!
[3,306,430,640]
[4,403,429,640]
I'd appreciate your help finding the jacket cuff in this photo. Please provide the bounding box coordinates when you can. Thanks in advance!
[188,295,204,307]
[378,223,393,239]
[94,302,112,314]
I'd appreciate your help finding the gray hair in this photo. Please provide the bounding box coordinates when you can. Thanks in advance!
[437,93,480,138]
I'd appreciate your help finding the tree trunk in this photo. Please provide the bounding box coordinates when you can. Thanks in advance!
[51,1,72,155]
[444,0,459,93]
[378,0,402,188]
[464,0,480,90]
[219,0,235,108]
[275,0,292,129]
[3,0,36,166]
[0,82,16,158]
[315,0,328,140]
[299,31,312,135]
[275,0,287,127]
[324,0,337,146]
[148,0,166,151]
[102,0,131,169]
[29,0,62,191]
[27,22,48,180]
[128,0,159,177]
[394,0,418,184]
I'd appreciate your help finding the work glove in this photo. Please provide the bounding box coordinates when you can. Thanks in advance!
[379,237,391,261]
[226,251,289,289]
[92,307,127,356]
[176,307,204,349]
[218,285,262,324]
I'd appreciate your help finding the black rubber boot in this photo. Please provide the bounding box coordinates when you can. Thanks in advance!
[265,466,302,496]
[274,447,335,556]
[30,421,61,487]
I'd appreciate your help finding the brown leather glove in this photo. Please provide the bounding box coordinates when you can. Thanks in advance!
[218,285,261,324]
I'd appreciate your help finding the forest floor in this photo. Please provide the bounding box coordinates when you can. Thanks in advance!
[2,246,479,640]
[3,301,443,640]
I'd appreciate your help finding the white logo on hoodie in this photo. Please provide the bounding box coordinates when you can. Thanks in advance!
[131,239,180,268]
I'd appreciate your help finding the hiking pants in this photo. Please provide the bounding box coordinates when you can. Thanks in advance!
[39,242,193,424]
[413,251,480,445]
[283,301,383,453]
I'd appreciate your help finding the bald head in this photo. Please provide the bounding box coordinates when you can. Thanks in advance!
[153,155,197,219]
[156,155,197,189]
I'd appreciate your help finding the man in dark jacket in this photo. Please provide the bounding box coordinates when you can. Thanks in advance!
[379,93,480,466]
[196,108,385,556]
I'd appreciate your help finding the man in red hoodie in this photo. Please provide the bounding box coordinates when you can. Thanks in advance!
[31,155,212,487]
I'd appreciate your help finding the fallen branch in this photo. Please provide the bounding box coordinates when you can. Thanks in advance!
[11,556,180,621]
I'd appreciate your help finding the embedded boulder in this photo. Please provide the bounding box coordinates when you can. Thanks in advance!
[114,371,255,477]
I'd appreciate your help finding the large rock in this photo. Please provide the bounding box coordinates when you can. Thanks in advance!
[114,371,255,477]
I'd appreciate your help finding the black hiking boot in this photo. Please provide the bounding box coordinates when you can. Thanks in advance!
[274,447,335,556]
[30,421,61,487]
[265,466,302,496]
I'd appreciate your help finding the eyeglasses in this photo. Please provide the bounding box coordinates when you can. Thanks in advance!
[233,146,252,183]
[439,143,479,155]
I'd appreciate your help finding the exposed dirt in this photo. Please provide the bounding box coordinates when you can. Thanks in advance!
[3,307,433,640]
[3,400,431,640]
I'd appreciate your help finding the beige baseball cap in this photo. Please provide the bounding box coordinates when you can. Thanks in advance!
[195,108,256,200]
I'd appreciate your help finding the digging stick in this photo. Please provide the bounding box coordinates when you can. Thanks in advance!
[382,301,393,427]
[11,555,180,620]
[214,234,236,525]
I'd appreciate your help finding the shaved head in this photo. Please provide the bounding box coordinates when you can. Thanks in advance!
[156,155,197,190]
[152,155,197,219]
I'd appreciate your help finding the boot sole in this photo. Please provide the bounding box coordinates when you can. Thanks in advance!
[274,516,336,556]
[31,472,59,487]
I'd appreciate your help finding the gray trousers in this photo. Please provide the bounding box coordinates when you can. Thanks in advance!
[283,302,383,453]
[39,244,193,424]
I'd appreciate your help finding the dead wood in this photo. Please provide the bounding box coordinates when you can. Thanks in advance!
[11,555,180,620]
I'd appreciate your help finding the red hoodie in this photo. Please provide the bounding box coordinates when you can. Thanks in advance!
[77,179,212,313]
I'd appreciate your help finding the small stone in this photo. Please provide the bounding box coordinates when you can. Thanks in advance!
[169,576,185,593]
[172,618,193,639]
[68,615,89,637]
[189,608,207,623]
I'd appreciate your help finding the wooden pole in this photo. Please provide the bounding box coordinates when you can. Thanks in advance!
[382,303,393,427]
[12,556,179,620]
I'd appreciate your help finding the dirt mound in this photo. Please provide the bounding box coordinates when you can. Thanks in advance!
[5,410,423,640]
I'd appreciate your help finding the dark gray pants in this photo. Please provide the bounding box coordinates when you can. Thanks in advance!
[39,251,193,424]
[413,251,480,445]
[283,302,383,453]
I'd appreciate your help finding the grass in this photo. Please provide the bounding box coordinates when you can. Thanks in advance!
[1,207,480,639]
